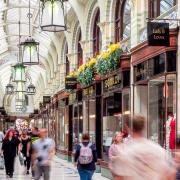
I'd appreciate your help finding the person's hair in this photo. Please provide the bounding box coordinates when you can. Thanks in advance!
[113,132,122,144]
[4,129,15,140]
[82,133,90,141]
[33,127,39,131]
[132,114,145,133]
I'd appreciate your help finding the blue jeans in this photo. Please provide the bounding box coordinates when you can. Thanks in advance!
[78,169,94,180]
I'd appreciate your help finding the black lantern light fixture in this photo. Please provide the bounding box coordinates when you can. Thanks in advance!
[12,63,26,82]
[5,83,14,95]
[39,0,67,32]
[27,83,36,95]
[21,0,39,65]
[5,74,14,95]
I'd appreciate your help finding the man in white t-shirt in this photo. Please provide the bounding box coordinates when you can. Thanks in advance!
[111,115,176,180]
[32,129,55,180]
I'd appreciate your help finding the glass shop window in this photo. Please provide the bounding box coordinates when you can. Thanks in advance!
[103,92,122,161]
[167,51,176,72]
[134,61,148,82]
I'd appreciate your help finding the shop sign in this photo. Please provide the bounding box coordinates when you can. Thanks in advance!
[65,77,77,90]
[147,22,169,46]
[103,74,122,93]
[43,96,51,104]
[69,93,77,105]
[83,85,95,99]
[134,62,148,82]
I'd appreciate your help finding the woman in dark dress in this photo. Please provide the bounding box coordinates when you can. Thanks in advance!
[1,129,20,178]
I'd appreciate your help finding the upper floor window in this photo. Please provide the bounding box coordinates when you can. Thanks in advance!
[149,0,176,18]
[93,8,102,56]
[77,29,83,68]
[65,45,69,75]
[115,0,131,42]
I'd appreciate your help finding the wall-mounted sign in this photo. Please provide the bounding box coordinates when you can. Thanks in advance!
[103,74,122,93]
[147,22,169,46]
[43,96,51,104]
[82,85,96,99]
[65,77,77,90]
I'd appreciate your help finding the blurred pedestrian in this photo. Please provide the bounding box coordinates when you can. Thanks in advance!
[32,128,55,180]
[0,130,4,152]
[174,137,180,179]
[75,133,97,180]
[1,129,21,178]
[29,127,39,178]
[111,114,176,180]
[20,129,31,175]
[109,132,123,180]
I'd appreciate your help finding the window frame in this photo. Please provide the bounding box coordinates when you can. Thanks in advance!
[65,45,69,76]
[93,8,101,57]
[77,29,83,68]
[115,0,131,42]
[149,0,177,18]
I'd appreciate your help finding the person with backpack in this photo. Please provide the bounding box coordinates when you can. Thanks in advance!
[74,133,97,180]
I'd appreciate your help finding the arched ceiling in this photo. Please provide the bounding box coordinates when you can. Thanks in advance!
[0,0,71,96]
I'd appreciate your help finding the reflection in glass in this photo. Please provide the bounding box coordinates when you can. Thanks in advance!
[123,0,131,39]
[160,0,174,15]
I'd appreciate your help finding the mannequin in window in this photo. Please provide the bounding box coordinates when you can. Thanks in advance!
[169,114,176,150]
[166,113,173,150]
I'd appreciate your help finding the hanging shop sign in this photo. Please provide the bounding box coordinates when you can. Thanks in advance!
[69,93,77,105]
[65,77,77,90]
[147,22,170,46]
[82,85,96,99]
[43,96,51,105]
[103,74,122,93]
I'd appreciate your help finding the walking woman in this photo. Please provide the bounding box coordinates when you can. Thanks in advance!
[109,132,123,180]
[75,133,97,180]
[20,130,31,175]
[1,129,20,178]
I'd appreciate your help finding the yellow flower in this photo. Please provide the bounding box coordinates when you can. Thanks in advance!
[78,64,86,72]
[89,58,96,66]
[73,71,78,76]
[102,52,110,59]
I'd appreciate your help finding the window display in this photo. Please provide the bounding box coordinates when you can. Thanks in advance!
[148,75,176,150]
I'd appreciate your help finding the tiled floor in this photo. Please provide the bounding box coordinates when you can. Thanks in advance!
[0,156,108,180]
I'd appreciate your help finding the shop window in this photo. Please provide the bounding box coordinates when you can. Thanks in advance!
[134,61,148,82]
[25,95,28,106]
[77,29,83,68]
[93,8,102,56]
[103,92,122,161]
[167,51,176,72]
[149,53,165,77]
[149,0,176,18]
[148,74,176,150]
[123,70,130,87]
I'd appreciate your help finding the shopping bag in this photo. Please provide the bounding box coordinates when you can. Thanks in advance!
[0,155,4,169]
[19,152,24,166]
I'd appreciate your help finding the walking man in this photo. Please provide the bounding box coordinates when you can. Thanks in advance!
[32,128,55,180]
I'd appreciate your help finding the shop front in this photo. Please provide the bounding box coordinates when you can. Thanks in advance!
[100,55,130,178]
[132,29,178,151]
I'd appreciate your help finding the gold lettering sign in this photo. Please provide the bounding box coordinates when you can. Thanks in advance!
[104,75,121,92]
[83,86,95,98]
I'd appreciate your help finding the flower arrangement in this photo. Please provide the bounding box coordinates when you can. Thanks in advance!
[95,43,123,76]
[65,42,124,87]
[77,58,96,86]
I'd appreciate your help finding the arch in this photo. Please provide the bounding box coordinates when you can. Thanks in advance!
[72,21,80,52]
[85,0,98,40]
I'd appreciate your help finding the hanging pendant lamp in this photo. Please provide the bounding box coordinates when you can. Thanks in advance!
[40,0,67,32]
[27,83,36,95]
[5,83,14,95]
[12,63,26,82]
[15,81,26,93]
[21,0,39,65]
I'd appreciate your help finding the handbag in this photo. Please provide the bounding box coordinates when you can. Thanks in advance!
[19,152,24,166]
[0,155,4,169]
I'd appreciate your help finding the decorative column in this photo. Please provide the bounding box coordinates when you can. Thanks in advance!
[98,21,111,48]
